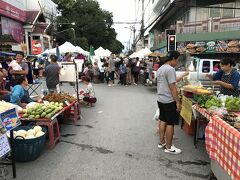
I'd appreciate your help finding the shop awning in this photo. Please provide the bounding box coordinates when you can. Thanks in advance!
[32,23,50,33]
[25,11,41,25]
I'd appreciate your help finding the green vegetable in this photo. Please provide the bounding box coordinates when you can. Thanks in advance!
[205,96,222,109]
[225,97,240,111]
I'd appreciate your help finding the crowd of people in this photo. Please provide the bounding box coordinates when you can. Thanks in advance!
[80,56,163,87]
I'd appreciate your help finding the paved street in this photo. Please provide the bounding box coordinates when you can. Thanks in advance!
[6,83,210,180]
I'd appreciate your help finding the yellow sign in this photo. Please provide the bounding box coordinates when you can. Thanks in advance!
[180,96,193,125]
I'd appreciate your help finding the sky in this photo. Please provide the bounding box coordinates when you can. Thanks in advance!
[96,0,141,50]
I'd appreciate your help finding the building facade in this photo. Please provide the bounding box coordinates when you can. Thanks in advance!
[147,0,240,59]
[0,0,57,54]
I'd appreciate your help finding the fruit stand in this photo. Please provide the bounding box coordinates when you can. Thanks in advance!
[180,85,240,180]
[19,93,80,149]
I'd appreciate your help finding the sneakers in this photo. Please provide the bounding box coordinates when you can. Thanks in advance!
[164,145,182,154]
[157,143,166,149]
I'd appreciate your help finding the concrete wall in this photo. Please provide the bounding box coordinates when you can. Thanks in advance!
[2,0,25,11]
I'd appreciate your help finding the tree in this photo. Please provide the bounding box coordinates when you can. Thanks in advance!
[53,0,124,54]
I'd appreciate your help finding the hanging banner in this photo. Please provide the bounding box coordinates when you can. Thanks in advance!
[0,134,11,158]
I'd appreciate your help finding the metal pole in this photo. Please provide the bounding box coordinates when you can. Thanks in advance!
[141,0,145,48]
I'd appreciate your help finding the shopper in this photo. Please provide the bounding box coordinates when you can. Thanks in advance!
[119,59,127,86]
[80,76,97,105]
[133,57,141,85]
[108,57,115,86]
[206,58,240,97]
[45,55,60,93]
[157,51,182,154]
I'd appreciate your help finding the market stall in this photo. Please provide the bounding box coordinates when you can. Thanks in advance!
[19,93,80,149]
[180,85,240,180]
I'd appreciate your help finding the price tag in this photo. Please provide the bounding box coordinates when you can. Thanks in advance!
[0,134,11,158]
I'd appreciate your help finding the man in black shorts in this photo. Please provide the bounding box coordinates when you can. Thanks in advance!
[156,51,182,154]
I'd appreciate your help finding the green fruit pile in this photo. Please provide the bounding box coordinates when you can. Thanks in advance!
[205,96,222,109]
[225,97,240,111]
[22,102,64,119]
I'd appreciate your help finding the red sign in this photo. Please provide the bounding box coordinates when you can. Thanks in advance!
[0,1,26,22]
[31,40,42,55]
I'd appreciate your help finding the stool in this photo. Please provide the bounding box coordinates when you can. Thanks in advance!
[37,118,60,149]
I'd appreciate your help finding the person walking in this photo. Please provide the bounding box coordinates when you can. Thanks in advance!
[133,57,141,85]
[157,51,182,154]
[45,55,60,93]
[108,57,115,86]
[119,59,127,86]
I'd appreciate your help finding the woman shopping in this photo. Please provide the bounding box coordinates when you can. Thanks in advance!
[79,76,97,105]
[206,58,240,97]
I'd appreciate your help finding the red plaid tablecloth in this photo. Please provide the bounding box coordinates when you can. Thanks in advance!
[193,104,240,180]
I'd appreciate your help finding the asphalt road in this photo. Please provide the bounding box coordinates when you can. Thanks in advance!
[5,82,210,180]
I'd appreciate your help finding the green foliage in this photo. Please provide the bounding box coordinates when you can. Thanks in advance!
[225,97,240,111]
[53,0,124,53]
[205,96,222,109]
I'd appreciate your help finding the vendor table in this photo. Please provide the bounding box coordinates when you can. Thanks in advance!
[20,100,80,149]
[27,81,42,96]
[193,104,240,180]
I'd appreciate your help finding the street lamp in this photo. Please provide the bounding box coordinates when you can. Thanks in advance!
[58,22,76,26]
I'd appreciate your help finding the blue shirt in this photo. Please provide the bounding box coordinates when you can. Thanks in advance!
[213,69,240,89]
[10,85,25,105]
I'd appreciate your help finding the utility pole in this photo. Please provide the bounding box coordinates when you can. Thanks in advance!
[141,0,145,48]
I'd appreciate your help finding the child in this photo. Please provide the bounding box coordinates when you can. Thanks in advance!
[79,76,97,105]
[6,57,22,71]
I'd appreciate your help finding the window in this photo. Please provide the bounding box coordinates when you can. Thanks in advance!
[213,61,220,72]
[202,61,210,73]
[222,3,234,18]
[196,8,209,21]
[210,4,221,18]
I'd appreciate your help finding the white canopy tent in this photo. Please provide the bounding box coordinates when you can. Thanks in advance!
[129,48,152,58]
[75,46,89,56]
[94,46,111,57]
[49,41,78,54]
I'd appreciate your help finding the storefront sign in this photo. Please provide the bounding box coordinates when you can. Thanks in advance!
[0,134,11,158]
[0,1,26,22]
[31,40,42,55]
[0,108,21,132]
[205,41,216,54]
[180,96,193,125]
[216,40,240,53]
[1,17,24,43]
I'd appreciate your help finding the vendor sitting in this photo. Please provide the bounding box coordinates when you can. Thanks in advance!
[10,76,41,108]
[206,58,240,97]
[79,76,97,105]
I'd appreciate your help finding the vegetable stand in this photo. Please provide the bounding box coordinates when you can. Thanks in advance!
[192,105,240,180]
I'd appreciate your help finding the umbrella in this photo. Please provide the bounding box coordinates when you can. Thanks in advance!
[88,45,95,64]
[56,45,61,61]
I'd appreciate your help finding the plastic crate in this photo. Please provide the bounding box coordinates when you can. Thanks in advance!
[13,126,46,162]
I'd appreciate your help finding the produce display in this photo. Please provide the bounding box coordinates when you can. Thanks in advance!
[22,102,63,119]
[194,94,210,108]
[193,88,213,95]
[225,97,240,111]
[0,101,18,113]
[42,93,76,104]
[7,126,45,139]
[222,113,240,131]
[183,85,203,92]
[205,96,222,109]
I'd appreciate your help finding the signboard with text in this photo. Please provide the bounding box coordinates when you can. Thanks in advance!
[0,108,21,132]
[180,96,193,125]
